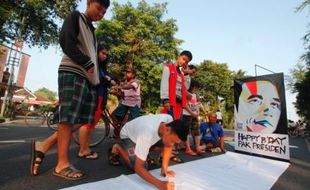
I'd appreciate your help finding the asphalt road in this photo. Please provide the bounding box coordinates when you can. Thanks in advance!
[0,123,309,190]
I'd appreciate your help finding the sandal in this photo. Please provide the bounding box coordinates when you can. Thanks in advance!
[185,149,197,156]
[196,149,206,155]
[177,144,186,151]
[157,153,180,163]
[78,151,99,160]
[172,150,179,155]
[108,148,121,166]
[147,156,157,165]
[53,165,86,180]
[211,147,222,153]
[30,140,45,176]
[170,155,183,163]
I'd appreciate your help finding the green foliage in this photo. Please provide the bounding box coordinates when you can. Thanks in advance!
[232,69,249,79]
[194,60,246,128]
[96,1,182,112]
[34,87,57,101]
[296,0,310,12]
[294,69,310,121]
[0,0,80,48]
[3,103,16,118]
[195,60,233,106]
[293,1,310,121]
[39,104,54,113]
[287,63,307,93]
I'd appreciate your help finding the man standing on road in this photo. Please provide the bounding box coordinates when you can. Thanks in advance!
[29,0,111,180]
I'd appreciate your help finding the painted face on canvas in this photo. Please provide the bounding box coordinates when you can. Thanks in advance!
[237,81,281,133]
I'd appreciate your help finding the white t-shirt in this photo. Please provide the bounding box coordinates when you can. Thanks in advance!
[120,114,173,161]
[183,93,198,116]
[184,74,191,90]
[216,111,222,120]
[176,74,183,98]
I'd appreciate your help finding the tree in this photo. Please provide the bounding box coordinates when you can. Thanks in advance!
[297,1,310,68]
[34,87,57,101]
[194,60,239,128]
[293,1,310,121]
[287,63,307,93]
[96,1,182,112]
[0,0,80,48]
[195,60,233,105]
[294,70,310,120]
[232,69,248,79]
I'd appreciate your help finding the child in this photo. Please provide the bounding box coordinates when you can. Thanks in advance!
[112,67,141,126]
[160,100,170,114]
[78,44,115,159]
[183,64,197,90]
[30,0,110,180]
[160,50,193,120]
[183,80,205,155]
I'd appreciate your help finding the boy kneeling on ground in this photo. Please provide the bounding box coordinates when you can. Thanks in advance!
[108,114,189,190]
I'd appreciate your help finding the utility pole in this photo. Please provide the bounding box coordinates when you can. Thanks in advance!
[0,40,23,117]
[0,12,25,117]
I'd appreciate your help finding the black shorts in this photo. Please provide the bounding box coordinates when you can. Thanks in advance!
[120,138,149,169]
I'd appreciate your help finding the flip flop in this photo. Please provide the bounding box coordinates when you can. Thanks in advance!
[211,147,222,153]
[157,153,180,163]
[30,140,45,176]
[185,149,197,156]
[147,156,157,165]
[77,151,99,160]
[170,155,183,163]
[108,148,121,166]
[53,165,86,180]
[196,149,206,155]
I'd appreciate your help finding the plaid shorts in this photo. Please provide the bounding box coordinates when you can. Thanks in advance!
[58,72,97,125]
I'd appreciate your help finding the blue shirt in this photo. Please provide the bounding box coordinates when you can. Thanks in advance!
[97,65,109,108]
[200,122,224,142]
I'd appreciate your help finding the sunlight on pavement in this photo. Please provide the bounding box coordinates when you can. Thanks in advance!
[0,140,26,143]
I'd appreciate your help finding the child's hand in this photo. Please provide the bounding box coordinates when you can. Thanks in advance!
[158,181,175,190]
[191,113,198,118]
[112,85,120,90]
[166,170,175,177]
[110,80,117,86]
[161,170,175,177]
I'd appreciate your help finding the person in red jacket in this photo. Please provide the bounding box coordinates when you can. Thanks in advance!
[160,50,193,120]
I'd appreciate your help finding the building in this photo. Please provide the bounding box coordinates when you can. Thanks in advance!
[0,45,54,111]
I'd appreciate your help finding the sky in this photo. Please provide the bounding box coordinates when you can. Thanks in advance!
[20,0,309,120]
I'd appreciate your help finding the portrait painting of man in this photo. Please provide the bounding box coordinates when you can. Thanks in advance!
[234,73,287,134]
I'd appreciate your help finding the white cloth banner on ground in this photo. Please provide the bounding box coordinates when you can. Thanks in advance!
[62,151,290,190]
